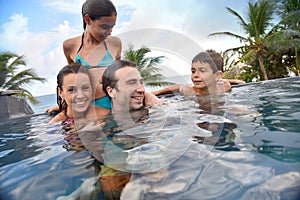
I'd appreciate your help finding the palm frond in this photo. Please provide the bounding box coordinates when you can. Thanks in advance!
[0,51,46,103]
[208,31,248,43]
[123,45,168,86]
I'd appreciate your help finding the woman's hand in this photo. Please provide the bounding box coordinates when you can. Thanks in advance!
[45,105,59,114]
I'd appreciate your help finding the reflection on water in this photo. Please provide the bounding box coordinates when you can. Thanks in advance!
[0,77,300,200]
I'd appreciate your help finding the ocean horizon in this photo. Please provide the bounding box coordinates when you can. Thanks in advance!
[29,93,57,114]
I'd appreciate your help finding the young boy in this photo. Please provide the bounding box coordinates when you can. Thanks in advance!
[152,50,233,96]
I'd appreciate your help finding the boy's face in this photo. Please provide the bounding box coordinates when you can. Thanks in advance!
[109,67,145,112]
[191,61,221,90]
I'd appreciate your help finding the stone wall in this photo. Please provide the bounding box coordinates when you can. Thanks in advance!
[0,95,34,123]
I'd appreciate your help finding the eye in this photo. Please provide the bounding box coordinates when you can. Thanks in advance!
[127,80,137,85]
[100,24,113,30]
[191,69,195,74]
[68,87,76,93]
[82,84,91,91]
[199,68,207,72]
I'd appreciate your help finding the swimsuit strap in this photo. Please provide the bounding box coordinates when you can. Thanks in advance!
[64,109,69,119]
[77,32,85,54]
[103,40,108,50]
[77,33,108,54]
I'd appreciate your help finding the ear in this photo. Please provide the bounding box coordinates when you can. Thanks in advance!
[83,14,91,25]
[216,70,223,80]
[106,86,116,98]
[58,87,64,100]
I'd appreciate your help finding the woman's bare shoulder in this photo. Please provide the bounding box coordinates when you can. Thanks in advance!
[48,112,66,124]
[63,35,81,50]
[106,36,122,59]
[63,35,82,62]
[107,36,121,46]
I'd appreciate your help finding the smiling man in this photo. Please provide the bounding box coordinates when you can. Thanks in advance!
[102,60,146,113]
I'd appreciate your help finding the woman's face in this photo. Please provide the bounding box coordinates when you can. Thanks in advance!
[59,72,93,116]
[87,15,116,41]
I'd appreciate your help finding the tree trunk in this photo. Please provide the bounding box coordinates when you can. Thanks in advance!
[258,54,268,80]
[296,47,300,76]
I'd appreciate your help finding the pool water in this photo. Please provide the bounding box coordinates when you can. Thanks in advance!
[0,77,299,200]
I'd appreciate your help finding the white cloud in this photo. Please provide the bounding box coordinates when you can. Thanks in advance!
[41,0,85,14]
[114,0,245,51]
[0,14,28,50]
[112,0,246,81]
[0,13,78,96]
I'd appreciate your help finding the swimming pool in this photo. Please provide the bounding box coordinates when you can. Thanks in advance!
[0,77,299,200]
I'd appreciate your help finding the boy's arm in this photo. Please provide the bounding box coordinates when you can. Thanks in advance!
[225,79,246,85]
[151,84,182,96]
[179,84,195,96]
[144,92,162,105]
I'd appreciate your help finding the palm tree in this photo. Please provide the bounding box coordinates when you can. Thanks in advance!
[209,0,300,81]
[0,51,46,104]
[123,45,173,86]
[277,0,300,76]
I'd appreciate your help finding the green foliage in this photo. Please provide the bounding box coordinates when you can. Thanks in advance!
[209,0,300,82]
[123,45,174,86]
[0,51,46,104]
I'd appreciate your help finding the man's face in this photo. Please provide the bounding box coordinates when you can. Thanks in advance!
[110,67,145,112]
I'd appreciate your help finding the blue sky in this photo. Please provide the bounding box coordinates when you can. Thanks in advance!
[0,0,248,96]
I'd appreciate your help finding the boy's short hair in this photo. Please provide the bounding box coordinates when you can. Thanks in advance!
[192,50,223,73]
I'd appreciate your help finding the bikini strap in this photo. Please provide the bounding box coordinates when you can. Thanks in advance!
[64,109,69,119]
[77,32,85,54]
[103,40,108,50]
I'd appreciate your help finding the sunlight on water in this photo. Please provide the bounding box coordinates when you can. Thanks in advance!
[0,77,300,200]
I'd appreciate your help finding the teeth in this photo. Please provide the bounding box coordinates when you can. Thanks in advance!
[133,96,143,100]
[75,101,85,105]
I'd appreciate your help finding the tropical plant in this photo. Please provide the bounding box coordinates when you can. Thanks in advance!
[123,45,173,86]
[277,0,300,76]
[209,0,300,81]
[0,51,46,104]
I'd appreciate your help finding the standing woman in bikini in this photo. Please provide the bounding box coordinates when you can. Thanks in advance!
[47,0,120,115]
[63,0,121,118]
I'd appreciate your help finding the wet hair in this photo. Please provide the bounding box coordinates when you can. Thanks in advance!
[82,0,117,29]
[102,60,137,97]
[56,63,91,112]
[192,50,223,73]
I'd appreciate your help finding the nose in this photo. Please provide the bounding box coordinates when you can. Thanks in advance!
[106,28,113,35]
[136,83,145,93]
[193,71,200,78]
[76,89,85,98]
